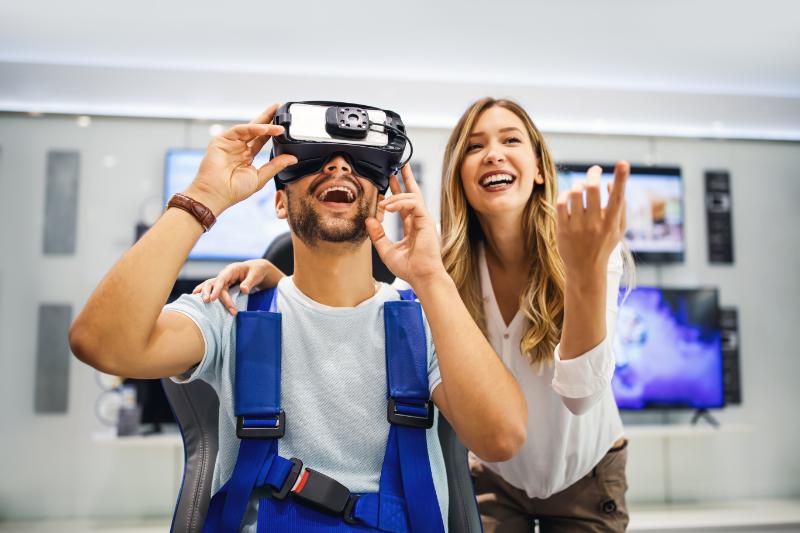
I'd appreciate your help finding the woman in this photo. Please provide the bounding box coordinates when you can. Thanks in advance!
[196,98,632,532]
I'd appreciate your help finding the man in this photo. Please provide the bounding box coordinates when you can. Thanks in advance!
[69,103,526,531]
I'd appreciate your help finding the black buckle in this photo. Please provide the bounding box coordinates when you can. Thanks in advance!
[291,467,352,515]
[236,410,286,439]
[343,494,361,525]
[387,397,434,428]
[270,457,303,500]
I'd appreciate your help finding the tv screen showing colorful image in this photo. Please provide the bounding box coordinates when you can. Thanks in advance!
[557,164,684,263]
[612,286,724,410]
[164,149,289,261]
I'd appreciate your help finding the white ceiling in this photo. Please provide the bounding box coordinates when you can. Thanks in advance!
[1,0,799,139]
[2,0,799,97]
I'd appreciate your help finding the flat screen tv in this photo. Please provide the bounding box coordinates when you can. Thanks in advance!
[122,378,176,432]
[612,286,724,410]
[557,164,684,263]
[164,149,289,261]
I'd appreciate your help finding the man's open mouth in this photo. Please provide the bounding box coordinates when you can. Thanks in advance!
[315,183,358,204]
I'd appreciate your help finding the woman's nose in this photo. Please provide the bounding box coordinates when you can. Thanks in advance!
[483,146,506,165]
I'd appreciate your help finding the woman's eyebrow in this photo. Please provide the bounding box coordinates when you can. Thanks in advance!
[469,126,523,137]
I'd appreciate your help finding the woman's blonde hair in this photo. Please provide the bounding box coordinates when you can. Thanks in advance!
[440,98,566,369]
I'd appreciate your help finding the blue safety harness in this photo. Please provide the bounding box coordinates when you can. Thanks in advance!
[201,287,446,532]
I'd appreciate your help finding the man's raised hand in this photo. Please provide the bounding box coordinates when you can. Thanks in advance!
[183,103,297,216]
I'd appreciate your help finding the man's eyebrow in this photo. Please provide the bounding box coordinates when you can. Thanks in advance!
[469,126,524,137]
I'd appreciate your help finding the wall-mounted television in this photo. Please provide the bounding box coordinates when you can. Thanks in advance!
[557,164,684,263]
[164,149,289,261]
[612,286,724,410]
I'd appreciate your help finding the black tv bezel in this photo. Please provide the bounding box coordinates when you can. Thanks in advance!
[613,285,725,411]
[556,163,685,264]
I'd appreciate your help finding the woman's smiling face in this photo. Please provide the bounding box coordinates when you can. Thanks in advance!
[459,105,543,219]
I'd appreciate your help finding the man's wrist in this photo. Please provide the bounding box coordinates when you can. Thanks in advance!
[181,186,229,217]
[167,193,218,232]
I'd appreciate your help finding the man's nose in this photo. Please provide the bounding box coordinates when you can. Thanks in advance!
[323,156,352,175]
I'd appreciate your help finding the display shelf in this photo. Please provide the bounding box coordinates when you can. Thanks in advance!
[629,498,800,531]
[623,423,755,438]
[91,429,184,500]
[91,429,182,448]
[622,422,756,506]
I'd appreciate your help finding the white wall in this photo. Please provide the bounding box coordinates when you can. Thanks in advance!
[2,61,799,141]
[1,112,798,520]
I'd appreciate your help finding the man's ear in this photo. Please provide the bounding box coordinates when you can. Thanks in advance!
[275,190,288,220]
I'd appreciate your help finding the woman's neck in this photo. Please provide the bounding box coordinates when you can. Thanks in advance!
[477,212,531,326]
[478,212,528,271]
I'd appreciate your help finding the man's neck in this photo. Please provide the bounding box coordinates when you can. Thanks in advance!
[291,236,377,307]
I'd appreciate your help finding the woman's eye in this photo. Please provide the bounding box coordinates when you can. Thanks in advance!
[505,137,522,144]
[466,143,482,152]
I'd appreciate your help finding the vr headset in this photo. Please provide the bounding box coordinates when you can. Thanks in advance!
[270,101,411,194]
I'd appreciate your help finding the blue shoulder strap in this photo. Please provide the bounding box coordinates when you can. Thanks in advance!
[246,287,279,312]
[204,287,289,532]
[396,289,417,302]
[237,287,281,420]
[355,289,445,532]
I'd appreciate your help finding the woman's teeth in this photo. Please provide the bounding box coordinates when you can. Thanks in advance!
[480,174,515,187]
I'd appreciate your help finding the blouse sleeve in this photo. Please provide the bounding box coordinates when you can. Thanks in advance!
[551,243,624,415]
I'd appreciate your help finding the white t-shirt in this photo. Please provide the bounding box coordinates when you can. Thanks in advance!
[477,243,625,499]
[165,277,449,531]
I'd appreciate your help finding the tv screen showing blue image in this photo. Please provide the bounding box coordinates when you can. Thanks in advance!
[557,164,684,263]
[164,149,289,261]
[612,286,724,410]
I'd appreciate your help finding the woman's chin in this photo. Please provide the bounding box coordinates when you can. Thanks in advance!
[475,203,525,221]
[474,198,528,219]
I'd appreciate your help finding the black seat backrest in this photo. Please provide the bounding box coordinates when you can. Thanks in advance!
[163,378,219,532]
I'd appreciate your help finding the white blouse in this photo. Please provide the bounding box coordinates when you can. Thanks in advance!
[477,243,625,499]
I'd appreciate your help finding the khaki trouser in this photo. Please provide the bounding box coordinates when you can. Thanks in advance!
[470,442,629,532]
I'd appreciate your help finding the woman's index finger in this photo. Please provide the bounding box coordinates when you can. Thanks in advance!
[606,161,630,214]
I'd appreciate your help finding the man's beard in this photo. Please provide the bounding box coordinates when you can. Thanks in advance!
[285,187,373,247]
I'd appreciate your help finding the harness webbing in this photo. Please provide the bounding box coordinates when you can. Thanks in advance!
[202,286,445,532]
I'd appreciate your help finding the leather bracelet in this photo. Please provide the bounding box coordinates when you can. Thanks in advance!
[166,193,217,232]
